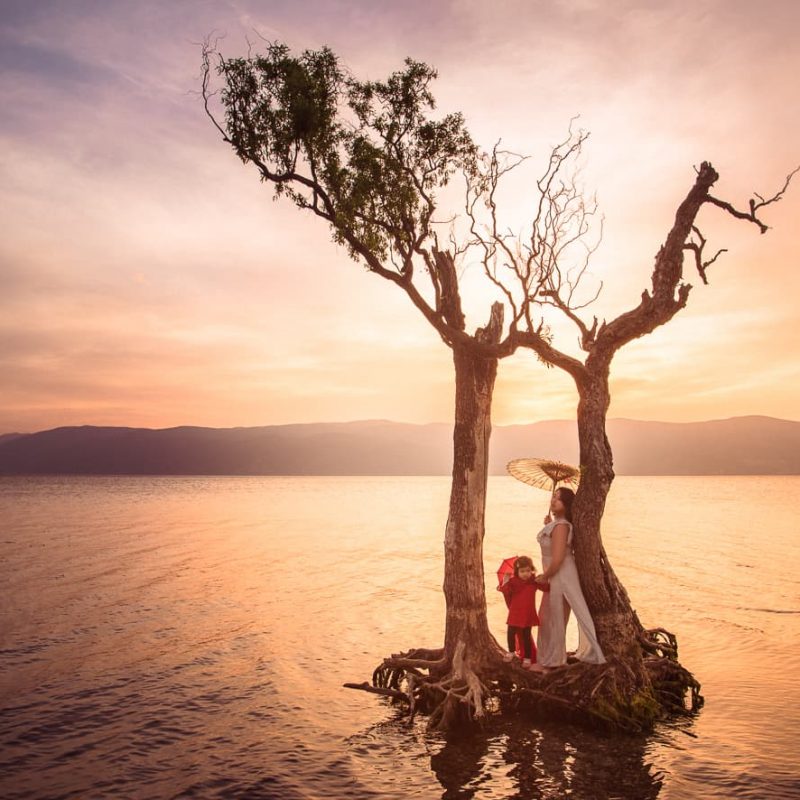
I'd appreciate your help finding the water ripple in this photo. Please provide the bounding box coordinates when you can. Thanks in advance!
[1,475,799,799]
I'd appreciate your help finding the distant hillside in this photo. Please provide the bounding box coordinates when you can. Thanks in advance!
[494,416,800,475]
[0,416,798,475]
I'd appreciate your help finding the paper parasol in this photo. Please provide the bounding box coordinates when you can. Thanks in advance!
[506,457,580,496]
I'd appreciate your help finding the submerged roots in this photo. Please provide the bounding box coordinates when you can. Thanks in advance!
[640,627,704,714]
[347,628,702,733]
[372,641,490,731]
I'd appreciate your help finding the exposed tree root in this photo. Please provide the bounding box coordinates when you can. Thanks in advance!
[346,628,702,733]
[639,627,679,659]
[343,682,408,701]
[639,627,704,713]
[645,656,703,713]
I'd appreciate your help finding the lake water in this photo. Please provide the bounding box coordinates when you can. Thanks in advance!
[1,475,799,799]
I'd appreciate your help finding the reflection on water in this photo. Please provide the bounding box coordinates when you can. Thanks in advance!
[1,476,799,799]
[429,721,662,799]
[345,711,671,799]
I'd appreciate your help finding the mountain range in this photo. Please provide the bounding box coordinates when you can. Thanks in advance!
[0,416,797,475]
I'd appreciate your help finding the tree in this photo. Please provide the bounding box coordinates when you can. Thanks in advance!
[472,134,796,722]
[202,42,794,730]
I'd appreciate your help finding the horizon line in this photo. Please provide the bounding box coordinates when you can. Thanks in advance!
[3,413,798,438]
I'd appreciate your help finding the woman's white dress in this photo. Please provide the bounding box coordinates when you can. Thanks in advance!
[536,519,605,666]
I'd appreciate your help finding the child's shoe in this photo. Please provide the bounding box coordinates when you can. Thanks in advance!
[522,658,532,668]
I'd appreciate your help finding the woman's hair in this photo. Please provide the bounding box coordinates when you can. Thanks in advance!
[556,486,575,523]
[514,555,534,577]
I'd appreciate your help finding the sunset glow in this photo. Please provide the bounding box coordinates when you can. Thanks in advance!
[2,0,798,433]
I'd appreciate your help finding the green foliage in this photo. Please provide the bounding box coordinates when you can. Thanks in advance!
[212,44,478,264]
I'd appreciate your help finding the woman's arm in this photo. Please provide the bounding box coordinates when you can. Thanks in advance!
[539,524,569,581]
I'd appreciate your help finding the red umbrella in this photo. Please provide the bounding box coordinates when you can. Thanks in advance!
[497,556,518,588]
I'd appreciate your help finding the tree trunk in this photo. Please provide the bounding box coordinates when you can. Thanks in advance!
[441,306,504,667]
[572,365,643,661]
[568,365,702,721]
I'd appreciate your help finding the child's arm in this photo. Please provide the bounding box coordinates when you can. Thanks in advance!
[498,576,515,607]
[533,571,550,592]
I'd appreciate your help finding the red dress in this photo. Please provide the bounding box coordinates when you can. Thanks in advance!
[499,576,541,627]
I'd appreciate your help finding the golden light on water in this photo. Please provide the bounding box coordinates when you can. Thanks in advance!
[3,474,799,796]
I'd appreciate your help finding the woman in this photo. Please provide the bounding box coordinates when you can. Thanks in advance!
[534,487,605,668]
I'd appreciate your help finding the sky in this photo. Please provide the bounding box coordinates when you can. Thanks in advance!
[1,0,798,433]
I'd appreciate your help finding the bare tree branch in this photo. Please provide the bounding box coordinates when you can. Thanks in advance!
[705,166,799,234]
[682,225,727,285]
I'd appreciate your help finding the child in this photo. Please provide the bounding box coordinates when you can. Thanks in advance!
[498,555,546,670]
